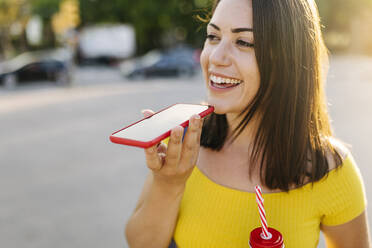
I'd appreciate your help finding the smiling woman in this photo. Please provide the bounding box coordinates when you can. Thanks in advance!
[200,0,259,117]
[124,0,371,247]
[201,0,332,190]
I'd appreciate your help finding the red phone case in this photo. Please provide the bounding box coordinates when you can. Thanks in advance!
[110,104,214,148]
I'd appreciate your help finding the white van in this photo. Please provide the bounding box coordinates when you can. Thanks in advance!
[78,24,136,64]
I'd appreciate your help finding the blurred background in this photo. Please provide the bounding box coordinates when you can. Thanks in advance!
[0,0,371,247]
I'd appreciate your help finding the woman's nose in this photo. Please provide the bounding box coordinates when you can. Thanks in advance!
[209,41,231,67]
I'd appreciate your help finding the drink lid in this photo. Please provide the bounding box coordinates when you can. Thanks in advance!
[249,227,284,248]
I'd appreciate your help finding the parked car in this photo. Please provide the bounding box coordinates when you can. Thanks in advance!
[0,48,73,89]
[120,45,200,80]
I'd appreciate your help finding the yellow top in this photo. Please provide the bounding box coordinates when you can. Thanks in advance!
[173,154,366,248]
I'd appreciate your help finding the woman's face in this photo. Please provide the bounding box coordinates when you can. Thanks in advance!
[201,0,260,115]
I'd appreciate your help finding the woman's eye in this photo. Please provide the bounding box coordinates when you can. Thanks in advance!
[236,39,254,47]
[206,34,219,42]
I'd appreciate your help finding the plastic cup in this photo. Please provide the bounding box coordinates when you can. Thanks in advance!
[249,227,284,248]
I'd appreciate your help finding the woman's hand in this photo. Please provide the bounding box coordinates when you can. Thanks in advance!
[125,109,203,248]
[141,109,203,189]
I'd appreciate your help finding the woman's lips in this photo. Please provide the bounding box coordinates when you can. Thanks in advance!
[209,80,241,92]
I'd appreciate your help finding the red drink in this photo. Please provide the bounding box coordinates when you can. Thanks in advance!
[249,227,284,248]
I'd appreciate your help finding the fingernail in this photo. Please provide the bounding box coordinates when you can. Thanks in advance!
[193,115,200,125]
[174,126,183,138]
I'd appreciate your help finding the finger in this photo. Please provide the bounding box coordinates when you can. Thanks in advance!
[197,115,204,142]
[164,126,184,170]
[141,109,155,118]
[144,145,162,171]
[157,142,167,154]
[142,109,165,148]
[158,152,166,165]
[192,117,204,164]
[179,115,202,167]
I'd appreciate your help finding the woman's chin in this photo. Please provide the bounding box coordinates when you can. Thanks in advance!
[208,101,244,115]
[213,108,227,115]
[208,101,230,115]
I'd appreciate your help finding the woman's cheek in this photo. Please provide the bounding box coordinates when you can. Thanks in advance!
[200,48,208,68]
[200,48,210,81]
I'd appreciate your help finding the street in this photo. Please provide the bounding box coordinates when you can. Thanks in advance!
[1,55,371,248]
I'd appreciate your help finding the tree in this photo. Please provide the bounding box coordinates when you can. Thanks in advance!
[0,0,30,58]
[315,0,372,52]
[78,0,211,54]
[30,0,60,48]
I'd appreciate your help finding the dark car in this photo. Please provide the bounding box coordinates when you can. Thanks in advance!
[120,45,200,80]
[0,48,73,89]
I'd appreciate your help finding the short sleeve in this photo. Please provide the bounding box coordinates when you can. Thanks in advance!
[316,154,367,226]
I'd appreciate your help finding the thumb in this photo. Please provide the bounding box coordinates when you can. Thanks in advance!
[141,109,155,118]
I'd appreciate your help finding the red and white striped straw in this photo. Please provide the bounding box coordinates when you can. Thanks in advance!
[255,185,271,239]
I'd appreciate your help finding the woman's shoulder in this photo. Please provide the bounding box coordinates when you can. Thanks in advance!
[315,138,366,226]
[326,136,350,171]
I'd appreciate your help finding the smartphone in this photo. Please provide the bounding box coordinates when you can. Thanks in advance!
[110,103,214,148]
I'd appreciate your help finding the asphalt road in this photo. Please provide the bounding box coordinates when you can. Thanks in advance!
[0,56,371,248]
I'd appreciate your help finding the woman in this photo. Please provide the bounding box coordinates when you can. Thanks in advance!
[125,0,371,247]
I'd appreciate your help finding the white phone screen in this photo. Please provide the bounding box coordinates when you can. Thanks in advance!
[111,104,209,142]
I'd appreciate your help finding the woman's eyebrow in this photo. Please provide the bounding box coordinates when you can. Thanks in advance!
[208,23,220,30]
[231,27,253,33]
[208,23,253,33]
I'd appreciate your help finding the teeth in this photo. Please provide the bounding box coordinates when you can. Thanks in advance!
[209,75,242,84]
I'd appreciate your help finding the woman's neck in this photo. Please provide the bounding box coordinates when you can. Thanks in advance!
[223,112,261,154]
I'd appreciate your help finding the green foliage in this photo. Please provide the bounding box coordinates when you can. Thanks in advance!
[78,0,212,54]
[315,0,372,52]
[29,0,60,48]
[3,0,371,56]
[30,0,60,20]
[316,0,372,31]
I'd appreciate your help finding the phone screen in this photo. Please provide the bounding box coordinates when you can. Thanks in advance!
[111,104,210,143]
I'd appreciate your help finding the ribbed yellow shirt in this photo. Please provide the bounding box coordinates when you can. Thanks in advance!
[173,154,366,248]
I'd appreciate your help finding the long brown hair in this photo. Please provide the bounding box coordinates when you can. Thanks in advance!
[200,0,342,191]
